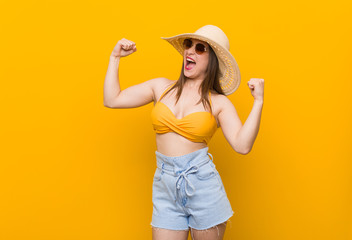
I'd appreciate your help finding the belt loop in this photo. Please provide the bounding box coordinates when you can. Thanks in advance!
[161,162,165,174]
[208,152,213,161]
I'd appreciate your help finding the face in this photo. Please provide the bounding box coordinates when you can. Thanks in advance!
[183,38,209,80]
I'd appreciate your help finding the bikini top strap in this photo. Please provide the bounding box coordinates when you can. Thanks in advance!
[157,81,177,102]
[208,90,213,107]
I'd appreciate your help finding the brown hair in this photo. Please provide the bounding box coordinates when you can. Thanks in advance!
[159,44,225,115]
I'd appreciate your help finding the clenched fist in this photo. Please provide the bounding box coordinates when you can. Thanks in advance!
[247,78,264,102]
[111,38,137,58]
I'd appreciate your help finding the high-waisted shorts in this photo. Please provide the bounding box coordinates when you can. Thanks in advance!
[150,146,234,231]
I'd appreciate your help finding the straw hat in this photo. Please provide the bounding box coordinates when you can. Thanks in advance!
[161,25,241,95]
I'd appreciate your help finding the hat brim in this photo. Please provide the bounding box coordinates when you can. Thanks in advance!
[161,33,241,95]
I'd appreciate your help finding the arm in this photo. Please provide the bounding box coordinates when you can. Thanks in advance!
[104,38,160,109]
[217,96,244,154]
[103,56,122,107]
[237,78,265,153]
[235,99,263,154]
[103,56,160,108]
[218,96,263,155]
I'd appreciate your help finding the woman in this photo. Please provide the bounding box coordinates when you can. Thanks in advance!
[104,25,264,240]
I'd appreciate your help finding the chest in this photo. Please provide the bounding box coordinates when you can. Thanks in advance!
[153,92,220,128]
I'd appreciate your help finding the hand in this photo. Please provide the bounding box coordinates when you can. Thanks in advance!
[247,78,264,101]
[111,38,137,58]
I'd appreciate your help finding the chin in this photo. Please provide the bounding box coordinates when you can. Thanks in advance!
[184,73,193,78]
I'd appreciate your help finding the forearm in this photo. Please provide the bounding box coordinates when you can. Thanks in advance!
[236,99,263,154]
[103,56,121,106]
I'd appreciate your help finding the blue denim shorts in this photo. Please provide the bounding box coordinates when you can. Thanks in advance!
[150,146,234,231]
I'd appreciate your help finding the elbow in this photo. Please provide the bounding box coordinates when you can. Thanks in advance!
[104,97,115,108]
[235,145,251,155]
[242,146,252,155]
[237,149,249,155]
[231,133,252,155]
[104,96,120,109]
[103,100,112,108]
[240,148,251,155]
[103,97,109,107]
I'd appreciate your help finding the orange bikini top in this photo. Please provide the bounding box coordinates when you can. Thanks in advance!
[151,81,218,144]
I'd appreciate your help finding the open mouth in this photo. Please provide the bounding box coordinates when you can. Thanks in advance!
[185,59,196,70]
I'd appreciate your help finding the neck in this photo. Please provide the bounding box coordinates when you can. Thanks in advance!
[184,78,204,90]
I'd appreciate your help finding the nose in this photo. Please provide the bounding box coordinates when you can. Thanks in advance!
[185,45,196,56]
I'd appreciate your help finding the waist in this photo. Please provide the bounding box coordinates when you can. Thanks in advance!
[155,146,213,172]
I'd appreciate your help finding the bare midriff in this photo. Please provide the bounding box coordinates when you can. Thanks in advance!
[155,132,208,156]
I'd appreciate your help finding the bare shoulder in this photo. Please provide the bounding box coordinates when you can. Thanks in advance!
[159,77,176,89]
[209,91,235,128]
[151,77,176,102]
[210,91,234,112]
[150,77,174,90]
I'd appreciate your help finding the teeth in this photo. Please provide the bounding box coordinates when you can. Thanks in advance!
[187,58,195,63]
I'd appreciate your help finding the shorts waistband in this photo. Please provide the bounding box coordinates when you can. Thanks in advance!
[155,147,213,175]
[154,146,214,198]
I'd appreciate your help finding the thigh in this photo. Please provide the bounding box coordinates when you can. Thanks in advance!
[152,227,189,240]
[190,221,227,240]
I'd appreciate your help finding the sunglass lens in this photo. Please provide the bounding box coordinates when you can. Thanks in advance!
[183,39,206,54]
[183,39,192,49]
[196,44,206,54]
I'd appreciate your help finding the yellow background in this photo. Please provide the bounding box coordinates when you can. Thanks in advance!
[1,0,351,239]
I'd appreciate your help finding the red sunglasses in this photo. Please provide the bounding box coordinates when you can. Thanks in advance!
[183,38,207,55]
